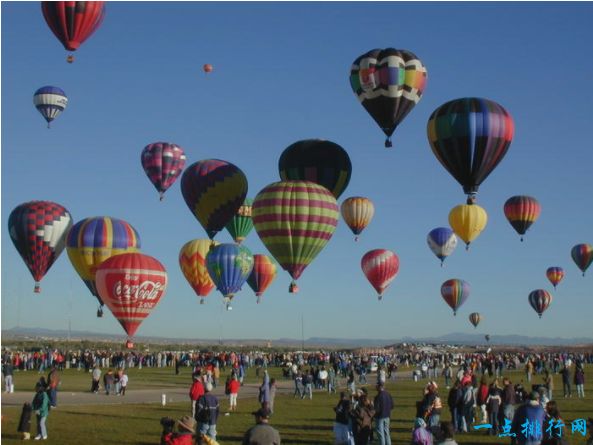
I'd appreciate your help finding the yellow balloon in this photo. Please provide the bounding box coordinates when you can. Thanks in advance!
[179,239,220,304]
[448,204,488,248]
[340,196,375,241]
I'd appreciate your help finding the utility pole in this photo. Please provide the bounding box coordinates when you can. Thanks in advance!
[301,314,305,352]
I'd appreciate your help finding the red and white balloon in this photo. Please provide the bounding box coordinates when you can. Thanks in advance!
[361,249,400,300]
[96,253,167,340]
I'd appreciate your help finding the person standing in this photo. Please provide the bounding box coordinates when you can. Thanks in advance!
[259,371,271,408]
[574,365,585,398]
[511,391,546,445]
[543,370,554,401]
[373,383,394,445]
[119,371,128,396]
[269,378,278,414]
[228,375,240,412]
[561,365,571,398]
[3,359,14,393]
[501,377,516,425]
[46,366,60,408]
[242,408,281,445]
[103,369,115,395]
[196,382,219,441]
[332,392,352,445]
[189,374,205,418]
[352,392,375,445]
[32,382,50,440]
[293,372,304,398]
[91,365,101,393]
[525,360,534,383]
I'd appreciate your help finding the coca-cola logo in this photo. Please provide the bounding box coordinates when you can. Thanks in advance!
[113,278,164,302]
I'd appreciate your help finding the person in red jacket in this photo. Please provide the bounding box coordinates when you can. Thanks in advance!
[476,375,489,424]
[161,415,196,445]
[228,375,241,412]
[189,374,205,418]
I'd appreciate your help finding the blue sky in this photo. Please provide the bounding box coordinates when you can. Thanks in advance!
[2,2,592,342]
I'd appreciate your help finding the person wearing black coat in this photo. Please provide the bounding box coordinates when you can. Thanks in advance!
[17,402,32,440]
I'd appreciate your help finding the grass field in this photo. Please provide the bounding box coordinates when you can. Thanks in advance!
[1,366,591,444]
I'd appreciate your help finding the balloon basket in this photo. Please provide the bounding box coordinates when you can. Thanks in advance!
[200,298,205,305]
[289,282,299,293]
[384,138,392,148]
[378,294,383,301]
[67,54,74,63]
[34,283,41,293]
[125,340,134,349]
[256,296,261,304]
[97,307,104,318]
[354,236,359,242]
[159,192,164,201]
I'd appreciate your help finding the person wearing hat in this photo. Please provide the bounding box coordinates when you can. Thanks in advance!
[511,390,545,445]
[242,408,281,445]
[162,415,196,445]
[195,382,219,441]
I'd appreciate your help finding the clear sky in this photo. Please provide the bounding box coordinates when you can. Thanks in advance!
[2,2,592,342]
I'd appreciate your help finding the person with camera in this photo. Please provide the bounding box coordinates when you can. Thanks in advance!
[160,415,196,445]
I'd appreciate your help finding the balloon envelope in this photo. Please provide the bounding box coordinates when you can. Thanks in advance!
[141,142,186,200]
[279,139,352,199]
[469,312,481,328]
[8,201,73,292]
[571,243,593,276]
[449,204,488,248]
[33,86,68,127]
[206,243,254,300]
[252,180,339,290]
[546,267,565,289]
[427,227,457,265]
[528,289,552,318]
[341,197,374,239]
[247,254,277,302]
[66,217,141,306]
[179,239,220,303]
[503,195,541,240]
[42,1,105,51]
[361,249,399,299]
[225,198,254,244]
[441,279,470,315]
[427,98,514,196]
[350,48,427,147]
[96,252,167,338]
[181,159,248,239]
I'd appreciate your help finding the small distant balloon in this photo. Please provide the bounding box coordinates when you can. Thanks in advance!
[34,86,68,128]
[427,227,457,266]
[546,267,565,289]
[528,289,552,318]
[203,64,213,73]
[485,334,491,343]
[440,279,470,315]
[141,142,186,201]
[571,243,593,276]
[341,197,374,241]
[469,312,481,328]
[503,195,541,241]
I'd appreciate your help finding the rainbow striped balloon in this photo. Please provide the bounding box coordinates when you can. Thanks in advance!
[571,243,593,277]
[546,267,565,289]
[503,195,541,241]
[253,180,339,292]
[440,278,470,315]
[66,217,141,312]
[528,289,552,318]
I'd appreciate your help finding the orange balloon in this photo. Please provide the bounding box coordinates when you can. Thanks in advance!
[203,64,213,73]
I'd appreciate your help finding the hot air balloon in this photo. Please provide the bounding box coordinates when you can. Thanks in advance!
[141,142,187,201]
[528,289,552,318]
[66,217,141,316]
[361,249,399,300]
[427,98,514,201]
[206,243,254,310]
[41,1,106,63]
[247,254,277,303]
[427,227,458,266]
[8,201,73,293]
[253,180,339,293]
[33,86,68,128]
[179,239,220,304]
[485,334,491,343]
[449,204,488,249]
[441,279,470,315]
[225,198,253,244]
[278,139,352,199]
[503,195,541,241]
[181,159,248,240]
[546,267,565,289]
[203,64,213,73]
[571,243,593,276]
[341,197,374,241]
[95,252,167,343]
[469,312,481,328]
[350,48,427,148]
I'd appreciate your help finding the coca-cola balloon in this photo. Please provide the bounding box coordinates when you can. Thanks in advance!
[95,253,167,339]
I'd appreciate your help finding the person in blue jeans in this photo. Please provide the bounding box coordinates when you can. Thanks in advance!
[373,383,394,445]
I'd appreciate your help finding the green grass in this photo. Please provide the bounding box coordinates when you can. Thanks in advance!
[2,367,591,444]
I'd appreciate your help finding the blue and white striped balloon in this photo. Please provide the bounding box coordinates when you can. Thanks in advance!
[427,227,458,266]
[33,86,68,128]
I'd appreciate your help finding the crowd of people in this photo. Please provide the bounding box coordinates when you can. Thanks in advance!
[3,346,592,444]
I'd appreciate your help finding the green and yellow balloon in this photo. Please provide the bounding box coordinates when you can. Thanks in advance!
[225,198,253,244]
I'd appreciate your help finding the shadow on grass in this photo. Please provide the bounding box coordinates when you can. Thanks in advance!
[275,424,333,431]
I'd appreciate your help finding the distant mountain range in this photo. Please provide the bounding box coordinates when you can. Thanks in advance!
[2,327,592,348]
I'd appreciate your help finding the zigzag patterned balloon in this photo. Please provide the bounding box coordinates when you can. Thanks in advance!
[179,239,219,304]
[181,159,248,239]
